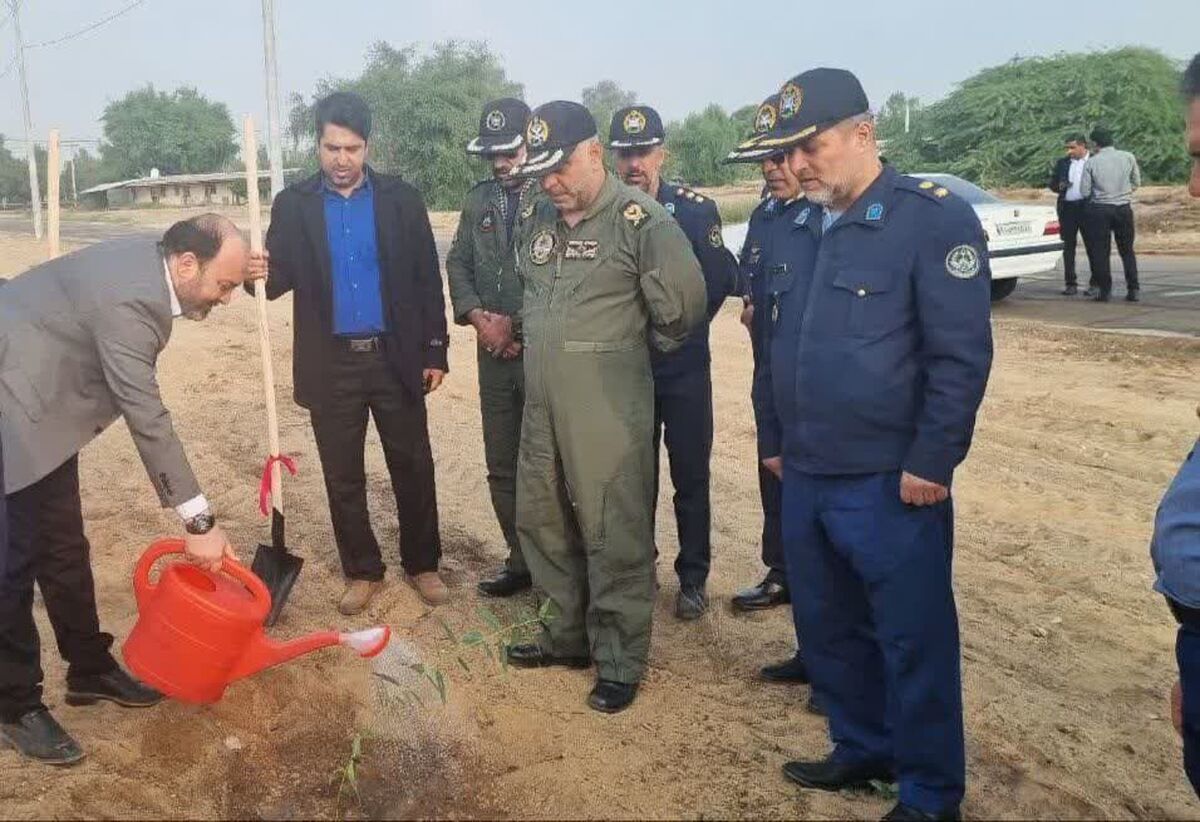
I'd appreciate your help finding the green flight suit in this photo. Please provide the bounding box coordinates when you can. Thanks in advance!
[513,173,706,684]
[446,178,539,573]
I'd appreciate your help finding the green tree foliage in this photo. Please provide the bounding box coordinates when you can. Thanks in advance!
[664,104,751,186]
[289,41,522,210]
[0,137,31,204]
[881,48,1188,185]
[582,80,637,141]
[100,86,237,178]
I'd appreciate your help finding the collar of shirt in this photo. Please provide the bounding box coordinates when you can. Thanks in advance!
[322,171,373,199]
[162,258,182,317]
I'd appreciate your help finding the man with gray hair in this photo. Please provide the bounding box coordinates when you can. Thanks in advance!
[0,214,264,764]
[1080,126,1141,302]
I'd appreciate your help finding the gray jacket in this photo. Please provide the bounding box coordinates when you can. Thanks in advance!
[0,236,201,503]
[1080,146,1141,206]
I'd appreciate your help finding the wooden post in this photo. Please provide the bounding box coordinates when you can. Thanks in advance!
[47,129,60,259]
[243,115,283,515]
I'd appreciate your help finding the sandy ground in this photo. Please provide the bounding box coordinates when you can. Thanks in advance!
[2,227,1200,820]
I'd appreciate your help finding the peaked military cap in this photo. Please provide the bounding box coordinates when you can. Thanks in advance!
[608,105,665,149]
[734,67,870,154]
[467,97,531,155]
[724,93,784,164]
[509,100,598,178]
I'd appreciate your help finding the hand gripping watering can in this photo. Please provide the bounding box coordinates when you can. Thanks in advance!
[122,539,390,704]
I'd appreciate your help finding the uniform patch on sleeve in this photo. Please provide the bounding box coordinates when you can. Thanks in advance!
[479,212,495,232]
[623,201,650,229]
[945,244,982,279]
[708,224,724,248]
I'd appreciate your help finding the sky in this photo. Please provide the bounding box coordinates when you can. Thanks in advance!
[1,0,1197,159]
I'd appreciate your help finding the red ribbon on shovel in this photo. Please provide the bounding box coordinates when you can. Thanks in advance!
[258,454,298,517]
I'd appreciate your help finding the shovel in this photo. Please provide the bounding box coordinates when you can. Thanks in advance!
[243,115,303,626]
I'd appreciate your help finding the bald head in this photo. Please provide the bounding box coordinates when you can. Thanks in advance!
[161,213,250,321]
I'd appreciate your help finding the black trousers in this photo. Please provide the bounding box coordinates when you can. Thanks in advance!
[758,463,786,584]
[0,456,118,722]
[1056,200,1088,287]
[309,348,441,581]
[651,366,713,588]
[1083,202,1139,294]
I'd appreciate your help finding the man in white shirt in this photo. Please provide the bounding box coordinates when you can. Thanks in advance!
[1049,134,1090,296]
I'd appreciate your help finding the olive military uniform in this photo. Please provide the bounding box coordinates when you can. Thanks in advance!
[514,173,706,684]
[446,176,540,575]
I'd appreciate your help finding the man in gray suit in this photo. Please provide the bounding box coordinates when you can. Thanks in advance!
[0,213,261,765]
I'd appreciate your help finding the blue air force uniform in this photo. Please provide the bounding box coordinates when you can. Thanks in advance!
[608,107,740,595]
[740,68,993,818]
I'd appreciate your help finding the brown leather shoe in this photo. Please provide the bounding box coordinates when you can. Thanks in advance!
[406,571,449,606]
[338,580,384,616]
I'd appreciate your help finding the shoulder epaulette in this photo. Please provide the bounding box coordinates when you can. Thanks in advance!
[896,175,951,204]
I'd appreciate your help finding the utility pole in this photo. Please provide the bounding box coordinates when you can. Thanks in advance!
[11,0,43,238]
[69,155,77,204]
[904,98,911,134]
[46,128,59,258]
[260,0,285,201]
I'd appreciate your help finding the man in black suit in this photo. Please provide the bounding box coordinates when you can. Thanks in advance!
[1049,134,1091,296]
[256,92,450,614]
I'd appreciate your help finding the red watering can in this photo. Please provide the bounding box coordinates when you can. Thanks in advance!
[122,539,390,704]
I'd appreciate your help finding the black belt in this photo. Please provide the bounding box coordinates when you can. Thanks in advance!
[1169,597,1200,631]
[336,335,386,353]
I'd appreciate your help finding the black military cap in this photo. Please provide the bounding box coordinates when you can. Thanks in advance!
[734,68,870,154]
[509,100,598,178]
[608,105,665,149]
[467,97,531,155]
[724,93,783,164]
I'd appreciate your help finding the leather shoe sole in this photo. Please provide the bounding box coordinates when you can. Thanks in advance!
[782,759,893,791]
[506,645,590,669]
[64,689,162,708]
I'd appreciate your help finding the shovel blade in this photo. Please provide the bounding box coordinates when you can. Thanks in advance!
[251,544,304,627]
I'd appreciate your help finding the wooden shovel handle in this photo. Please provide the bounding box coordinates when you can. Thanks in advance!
[243,116,283,516]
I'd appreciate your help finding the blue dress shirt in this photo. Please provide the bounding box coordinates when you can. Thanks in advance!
[324,175,386,335]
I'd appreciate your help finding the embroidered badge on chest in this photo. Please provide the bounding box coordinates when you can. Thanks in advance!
[708,225,724,248]
[520,200,536,221]
[565,240,600,260]
[622,201,649,229]
[479,213,495,233]
[945,244,981,279]
[529,230,556,265]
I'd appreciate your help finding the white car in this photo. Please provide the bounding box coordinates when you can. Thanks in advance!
[721,174,1063,302]
[914,173,1063,301]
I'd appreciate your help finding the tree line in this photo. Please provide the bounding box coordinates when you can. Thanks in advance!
[7,43,1189,210]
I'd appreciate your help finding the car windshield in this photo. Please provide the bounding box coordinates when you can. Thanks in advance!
[914,173,1001,205]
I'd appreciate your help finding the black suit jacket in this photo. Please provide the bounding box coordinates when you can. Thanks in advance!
[258,168,449,410]
[1049,157,1072,200]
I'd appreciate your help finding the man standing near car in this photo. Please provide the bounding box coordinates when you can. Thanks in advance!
[1049,134,1090,296]
[258,91,450,614]
[1080,126,1141,302]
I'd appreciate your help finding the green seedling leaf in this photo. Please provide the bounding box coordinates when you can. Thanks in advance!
[477,605,503,631]
[436,616,458,643]
[461,630,485,648]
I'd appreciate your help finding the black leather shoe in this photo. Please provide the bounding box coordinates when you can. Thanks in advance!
[0,708,85,765]
[760,652,809,684]
[782,756,893,792]
[1125,289,1140,303]
[587,679,638,713]
[675,585,708,620]
[731,577,790,611]
[1061,285,1078,296]
[1093,290,1111,302]
[506,643,590,669]
[66,668,162,708]
[1082,287,1096,298]
[882,802,961,821]
[477,570,532,598]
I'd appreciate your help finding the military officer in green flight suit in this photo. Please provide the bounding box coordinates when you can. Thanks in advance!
[446,98,542,598]
[503,100,706,714]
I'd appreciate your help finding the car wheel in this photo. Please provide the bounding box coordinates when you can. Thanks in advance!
[990,278,1018,302]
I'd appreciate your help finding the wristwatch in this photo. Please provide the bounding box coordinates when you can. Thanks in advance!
[184,511,216,535]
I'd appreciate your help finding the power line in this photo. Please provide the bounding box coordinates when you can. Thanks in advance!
[24,0,147,50]
[0,52,16,81]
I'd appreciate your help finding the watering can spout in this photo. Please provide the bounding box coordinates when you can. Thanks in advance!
[227,625,392,682]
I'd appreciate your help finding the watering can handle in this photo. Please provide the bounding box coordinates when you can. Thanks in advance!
[134,538,274,612]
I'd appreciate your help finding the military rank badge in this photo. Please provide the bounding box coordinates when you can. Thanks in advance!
[529,230,556,265]
[479,213,495,233]
[565,240,599,260]
[708,225,723,248]
[945,244,981,279]
[865,203,884,221]
[520,200,536,221]
[622,201,649,229]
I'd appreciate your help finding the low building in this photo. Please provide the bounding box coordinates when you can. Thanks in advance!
[79,169,298,210]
